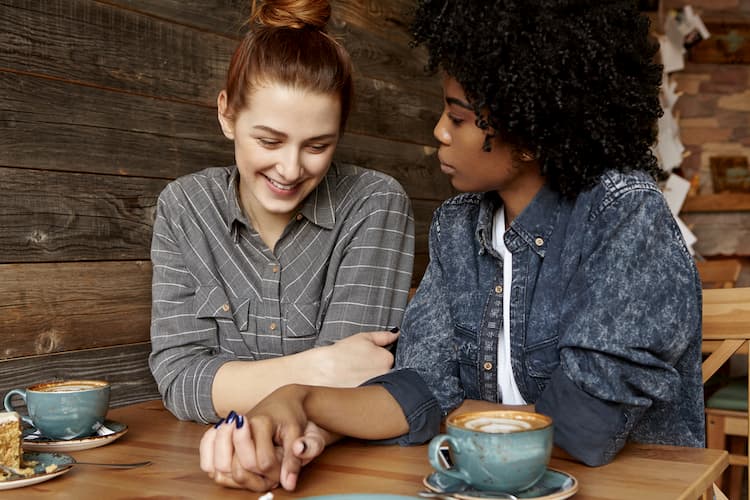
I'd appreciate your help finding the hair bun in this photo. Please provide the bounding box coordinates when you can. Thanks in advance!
[251,0,331,29]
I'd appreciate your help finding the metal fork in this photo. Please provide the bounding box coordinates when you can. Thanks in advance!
[0,460,151,478]
[72,460,152,469]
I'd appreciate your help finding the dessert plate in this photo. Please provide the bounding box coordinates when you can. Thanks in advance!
[423,468,578,500]
[0,452,75,490]
[22,420,128,452]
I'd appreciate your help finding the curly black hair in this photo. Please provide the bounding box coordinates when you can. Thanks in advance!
[411,0,665,198]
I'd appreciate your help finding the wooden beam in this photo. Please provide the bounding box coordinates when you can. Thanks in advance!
[0,261,152,359]
[0,167,162,262]
[0,343,160,408]
[682,193,750,212]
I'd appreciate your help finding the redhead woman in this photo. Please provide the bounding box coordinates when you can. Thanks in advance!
[149,0,413,424]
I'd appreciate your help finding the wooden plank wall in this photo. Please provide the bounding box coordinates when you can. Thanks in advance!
[0,0,448,407]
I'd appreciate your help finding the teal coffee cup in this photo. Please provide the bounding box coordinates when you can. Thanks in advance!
[428,410,553,492]
[3,380,111,440]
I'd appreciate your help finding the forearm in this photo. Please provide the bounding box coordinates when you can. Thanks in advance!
[297,384,409,440]
[212,347,341,417]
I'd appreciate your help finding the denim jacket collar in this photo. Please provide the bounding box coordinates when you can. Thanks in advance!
[475,184,563,259]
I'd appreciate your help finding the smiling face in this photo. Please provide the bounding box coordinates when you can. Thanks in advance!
[218,83,341,227]
[434,77,544,219]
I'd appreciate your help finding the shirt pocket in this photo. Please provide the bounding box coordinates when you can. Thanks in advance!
[195,285,251,332]
[525,336,560,393]
[281,301,320,354]
[454,323,480,399]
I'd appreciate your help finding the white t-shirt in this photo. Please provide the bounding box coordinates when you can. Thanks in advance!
[492,206,526,405]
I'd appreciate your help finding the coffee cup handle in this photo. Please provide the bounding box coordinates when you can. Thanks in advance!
[428,434,469,482]
[3,389,34,427]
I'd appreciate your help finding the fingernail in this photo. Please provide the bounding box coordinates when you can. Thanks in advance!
[235,414,244,429]
[390,326,400,333]
[226,410,237,424]
[214,418,225,429]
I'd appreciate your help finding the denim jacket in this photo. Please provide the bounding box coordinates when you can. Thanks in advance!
[365,170,705,466]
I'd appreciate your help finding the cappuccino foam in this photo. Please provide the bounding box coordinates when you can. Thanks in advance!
[464,417,534,433]
[42,385,97,393]
[33,381,108,393]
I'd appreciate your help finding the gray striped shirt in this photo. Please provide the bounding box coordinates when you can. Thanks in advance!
[149,163,414,422]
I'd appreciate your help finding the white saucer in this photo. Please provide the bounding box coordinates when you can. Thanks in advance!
[0,452,75,490]
[22,420,128,452]
[423,468,578,500]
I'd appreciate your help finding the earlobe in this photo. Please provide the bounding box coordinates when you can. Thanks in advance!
[216,90,235,140]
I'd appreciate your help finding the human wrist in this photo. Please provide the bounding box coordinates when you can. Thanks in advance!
[302,345,334,386]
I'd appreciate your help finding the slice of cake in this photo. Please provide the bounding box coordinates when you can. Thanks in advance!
[0,411,22,473]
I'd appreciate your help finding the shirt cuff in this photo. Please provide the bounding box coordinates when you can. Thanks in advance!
[535,368,629,466]
[362,368,442,445]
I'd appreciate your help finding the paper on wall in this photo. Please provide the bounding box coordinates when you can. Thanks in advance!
[662,173,691,215]
[655,111,685,172]
[658,34,685,74]
[675,216,697,255]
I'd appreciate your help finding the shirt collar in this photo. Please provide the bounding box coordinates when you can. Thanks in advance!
[297,166,336,229]
[476,184,563,258]
[227,168,247,241]
[227,164,337,237]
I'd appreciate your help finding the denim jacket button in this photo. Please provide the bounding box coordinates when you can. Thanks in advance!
[483,361,493,371]
[534,237,544,246]
[495,285,503,294]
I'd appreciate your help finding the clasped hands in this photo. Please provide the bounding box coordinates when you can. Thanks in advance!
[199,393,329,492]
[200,330,399,491]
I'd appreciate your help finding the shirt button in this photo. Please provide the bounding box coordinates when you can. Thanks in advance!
[270,322,277,331]
[221,304,230,312]
[483,362,493,371]
[272,266,279,273]
[295,213,303,221]
[535,237,544,247]
[495,285,503,294]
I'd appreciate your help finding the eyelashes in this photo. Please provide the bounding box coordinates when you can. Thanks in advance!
[255,138,332,153]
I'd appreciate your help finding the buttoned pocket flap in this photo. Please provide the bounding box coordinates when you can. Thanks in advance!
[195,286,249,330]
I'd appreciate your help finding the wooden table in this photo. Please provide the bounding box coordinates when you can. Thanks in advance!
[11,400,727,499]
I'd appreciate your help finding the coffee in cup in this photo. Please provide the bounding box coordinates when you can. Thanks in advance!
[428,410,553,492]
[3,380,111,440]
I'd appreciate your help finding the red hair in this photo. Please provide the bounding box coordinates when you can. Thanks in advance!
[223,0,353,131]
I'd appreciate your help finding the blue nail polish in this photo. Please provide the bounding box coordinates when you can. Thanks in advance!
[235,415,244,429]
[214,418,225,429]
[390,326,400,333]
[226,410,237,424]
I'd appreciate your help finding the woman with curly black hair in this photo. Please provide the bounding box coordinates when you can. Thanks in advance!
[200,0,703,491]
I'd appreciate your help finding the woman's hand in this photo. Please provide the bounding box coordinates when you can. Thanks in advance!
[199,385,332,491]
[314,330,399,387]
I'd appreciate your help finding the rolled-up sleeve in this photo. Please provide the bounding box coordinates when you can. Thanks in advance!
[362,369,441,445]
[536,187,701,465]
